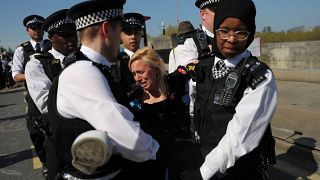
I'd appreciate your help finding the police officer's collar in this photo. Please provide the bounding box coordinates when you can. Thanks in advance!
[30,39,44,50]
[216,50,251,68]
[202,25,214,38]
[124,48,134,58]
[80,45,111,67]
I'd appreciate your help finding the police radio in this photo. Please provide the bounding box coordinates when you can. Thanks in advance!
[191,29,212,60]
[214,71,240,106]
[179,28,212,60]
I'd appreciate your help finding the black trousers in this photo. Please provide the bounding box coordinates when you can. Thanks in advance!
[169,141,269,180]
[26,116,46,163]
[25,94,46,163]
[210,163,269,180]
[167,141,204,180]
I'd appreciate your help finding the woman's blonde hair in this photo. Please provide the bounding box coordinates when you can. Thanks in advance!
[129,46,167,93]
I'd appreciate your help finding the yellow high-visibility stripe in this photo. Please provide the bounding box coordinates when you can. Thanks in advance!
[31,145,42,169]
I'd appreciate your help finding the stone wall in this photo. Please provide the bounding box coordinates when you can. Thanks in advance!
[151,39,320,83]
[261,41,320,70]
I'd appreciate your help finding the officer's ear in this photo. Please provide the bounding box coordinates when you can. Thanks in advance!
[100,21,109,39]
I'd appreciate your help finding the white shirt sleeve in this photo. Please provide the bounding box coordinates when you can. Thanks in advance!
[57,61,159,162]
[12,47,25,79]
[175,38,198,67]
[200,70,278,180]
[25,58,52,113]
[168,48,176,74]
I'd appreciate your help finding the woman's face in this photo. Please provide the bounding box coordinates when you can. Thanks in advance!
[130,59,158,92]
[216,17,249,58]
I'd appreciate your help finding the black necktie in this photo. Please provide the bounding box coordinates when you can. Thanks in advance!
[212,60,230,79]
[35,43,41,53]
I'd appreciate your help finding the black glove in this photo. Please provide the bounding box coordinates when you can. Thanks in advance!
[168,65,192,83]
[185,63,205,83]
[179,169,202,180]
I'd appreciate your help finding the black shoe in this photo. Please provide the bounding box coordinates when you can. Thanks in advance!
[42,163,48,179]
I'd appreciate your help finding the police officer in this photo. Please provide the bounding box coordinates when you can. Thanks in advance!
[117,12,145,97]
[11,14,51,177]
[170,0,221,68]
[46,0,159,179]
[12,15,49,82]
[180,0,277,179]
[195,0,219,50]
[25,9,78,180]
[120,12,145,59]
[25,9,78,114]
[168,21,195,73]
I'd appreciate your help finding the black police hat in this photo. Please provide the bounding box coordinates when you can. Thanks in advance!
[195,0,220,10]
[23,15,45,29]
[68,0,126,30]
[122,13,145,33]
[42,9,76,34]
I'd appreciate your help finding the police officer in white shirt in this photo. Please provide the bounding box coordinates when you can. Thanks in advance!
[11,14,51,177]
[46,0,159,179]
[12,15,49,82]
[170,0,221,69]
[180,0,277,179]
[168,21,196,73]
[25,9,78,114]
[117,12,146,98]
[25,9,78,179]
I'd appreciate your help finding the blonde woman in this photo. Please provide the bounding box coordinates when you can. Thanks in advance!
[128,47,197,180]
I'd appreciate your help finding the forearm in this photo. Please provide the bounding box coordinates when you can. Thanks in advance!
[14,74,25,82]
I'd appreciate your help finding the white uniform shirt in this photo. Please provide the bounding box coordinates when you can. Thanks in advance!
[124,48,134,59]
[168,38,198,73]
[201,25,214,39]
[25,48,65,113]
[168,25,214,74]
[12,39,45,79]
[57,45,159,163]
[189,50,278,180]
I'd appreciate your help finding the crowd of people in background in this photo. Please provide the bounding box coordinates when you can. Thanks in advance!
[0,50,15,89]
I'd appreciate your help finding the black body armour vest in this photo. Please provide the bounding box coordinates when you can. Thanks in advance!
[117,50,135,97]
[193,56,276,166]
[21,40,51,70]
[47,51,128,179]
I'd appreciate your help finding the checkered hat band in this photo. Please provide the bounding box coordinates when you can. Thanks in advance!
[75,9,123,30]
[124,18,143,27]
[48,17,74,32]
[200,0,219,9]
[26,17,44,26]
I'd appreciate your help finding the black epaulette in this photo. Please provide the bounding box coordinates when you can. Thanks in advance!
[63,50,90,68]
[241,56,270,90]
[20,41,34,54]
[35,52,62,82]
[21,41,35,69]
